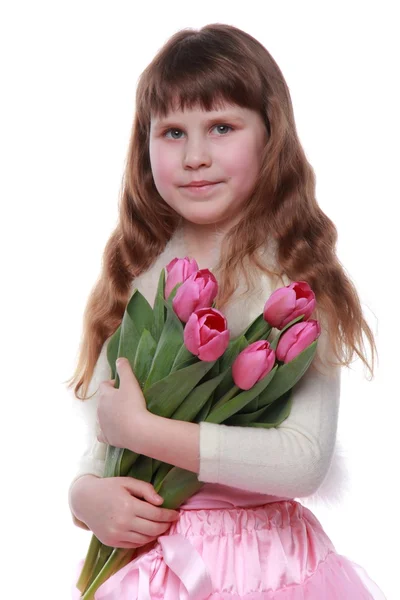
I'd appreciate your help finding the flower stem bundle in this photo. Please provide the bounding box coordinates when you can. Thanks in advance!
[77,259,320,599]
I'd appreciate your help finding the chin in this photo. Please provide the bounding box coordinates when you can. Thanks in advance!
[179,204,232,224]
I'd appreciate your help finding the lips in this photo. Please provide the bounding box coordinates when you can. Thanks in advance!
[184,181,219,187]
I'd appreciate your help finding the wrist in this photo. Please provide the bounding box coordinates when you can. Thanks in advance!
[69,474,99,526]
[128,410,156,454]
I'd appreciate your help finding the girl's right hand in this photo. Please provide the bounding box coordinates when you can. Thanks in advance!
[70,474,180,549]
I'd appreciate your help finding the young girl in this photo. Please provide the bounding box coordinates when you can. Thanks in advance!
[68,23,386,599]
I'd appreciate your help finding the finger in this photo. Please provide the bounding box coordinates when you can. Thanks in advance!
[120,532,156,547]
[134,499,180,523]
[116,358,140,392]
[129,516,173,537]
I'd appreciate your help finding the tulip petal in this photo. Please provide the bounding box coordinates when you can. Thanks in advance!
[295,297,308,310]
[233,350,268,390]
[165,257,179,274]
[165,257,199,299]
[232,342,276,390]
[277,321,320,363]
[264,287,296,328]
[198,330,230,361]
[173,279,200,322]
[285,322,319,362]
[276,322,308,362]
[183,314,201,355]
[259,350,276,379]
[200,323,215,345]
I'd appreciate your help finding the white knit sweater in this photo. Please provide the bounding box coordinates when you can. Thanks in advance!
[69,225,348,505]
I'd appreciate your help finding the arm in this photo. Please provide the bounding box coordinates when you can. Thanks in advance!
[136,354,340,498]
[71,324,340,502]
[68,339,110,525]
[198,325,341,498]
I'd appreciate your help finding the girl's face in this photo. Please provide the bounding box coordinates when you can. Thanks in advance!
[149,102,267,230]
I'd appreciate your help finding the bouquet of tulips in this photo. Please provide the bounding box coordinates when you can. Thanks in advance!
[77,257,320,599]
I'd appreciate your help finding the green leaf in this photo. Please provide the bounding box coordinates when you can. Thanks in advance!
[257,340,318,408]
[155,467,204,509]
[241,394,260,414]
[243,313,272,343]
[165,282,182,305]
[106,325,121,379]
[103,445,124,478]
[171,370,227,422]
[194,394,214,422]
[170,343,195,372]
[126,289,154,334]
[225,389,292,426]
[144,301,184,389]
[269,315,305,350]
[206,365,278,424]
[250,390,293,428]
[220,335,249,371]
[127,454,153,483]
[151,269,166,343]
[214,335,248,400]
[145,359,217,417]
[116,290,154,382]
[152,461,175,490]
[133,329,157,388]
[119,450,140,476]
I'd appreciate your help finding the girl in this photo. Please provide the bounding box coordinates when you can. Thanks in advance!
[68,23,386,599]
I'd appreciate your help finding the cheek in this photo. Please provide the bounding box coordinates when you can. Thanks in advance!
[149,141,177,191]
[222,140,262,187]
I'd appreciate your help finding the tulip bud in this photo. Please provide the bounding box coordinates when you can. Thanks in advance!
[184,307,230,361]
[164,257,199,300]
[276,319,321,363]
[263,281,316,330]
[232,340,276,390]
[172,269,218,323]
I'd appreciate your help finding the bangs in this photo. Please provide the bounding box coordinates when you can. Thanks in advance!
[137,32,265,123]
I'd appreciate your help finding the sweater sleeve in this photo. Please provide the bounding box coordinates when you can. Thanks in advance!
[198,327,341,498]
[69,339,111,489]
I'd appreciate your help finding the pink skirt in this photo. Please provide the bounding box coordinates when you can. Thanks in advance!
[72,500,386,599]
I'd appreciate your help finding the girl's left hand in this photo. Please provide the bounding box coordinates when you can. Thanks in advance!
[96,357,151,451]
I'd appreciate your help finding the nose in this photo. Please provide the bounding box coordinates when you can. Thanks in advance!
[182,135,212,170]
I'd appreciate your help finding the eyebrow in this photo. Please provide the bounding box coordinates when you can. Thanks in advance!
[152,113,246,131]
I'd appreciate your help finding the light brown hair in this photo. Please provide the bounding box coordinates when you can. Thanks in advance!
[67,23,377,400]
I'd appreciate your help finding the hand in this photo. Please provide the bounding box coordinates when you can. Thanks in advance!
[96,357,152,450]
[70,475,180,549]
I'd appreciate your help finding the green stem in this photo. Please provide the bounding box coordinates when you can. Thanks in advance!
[76,535,101,593]
[247,323,271,344]
[80,548,136,600]
[209,385,240,413]
[84,544,113,590]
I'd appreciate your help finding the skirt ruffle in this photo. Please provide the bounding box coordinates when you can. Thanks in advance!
[72,500,386,599]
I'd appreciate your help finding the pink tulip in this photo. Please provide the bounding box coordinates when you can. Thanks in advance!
[276,319,321,363]
[172,269,218,323]
[164,257,199,299]
[184,307,230,361]
[263,281,316,330]
[232,340,276,390]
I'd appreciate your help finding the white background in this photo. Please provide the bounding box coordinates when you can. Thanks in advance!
[1,1,398,598]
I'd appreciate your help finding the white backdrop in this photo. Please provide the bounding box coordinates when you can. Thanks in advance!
[1,2,398,599]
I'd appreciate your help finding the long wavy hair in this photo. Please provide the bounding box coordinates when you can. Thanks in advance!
[67,23,377,401]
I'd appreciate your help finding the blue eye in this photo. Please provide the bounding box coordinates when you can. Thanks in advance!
[213,125,232,135]
[163,124,233,139]
[165,129,184,139]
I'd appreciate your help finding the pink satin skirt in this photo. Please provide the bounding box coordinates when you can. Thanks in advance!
[72,500,386,599]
